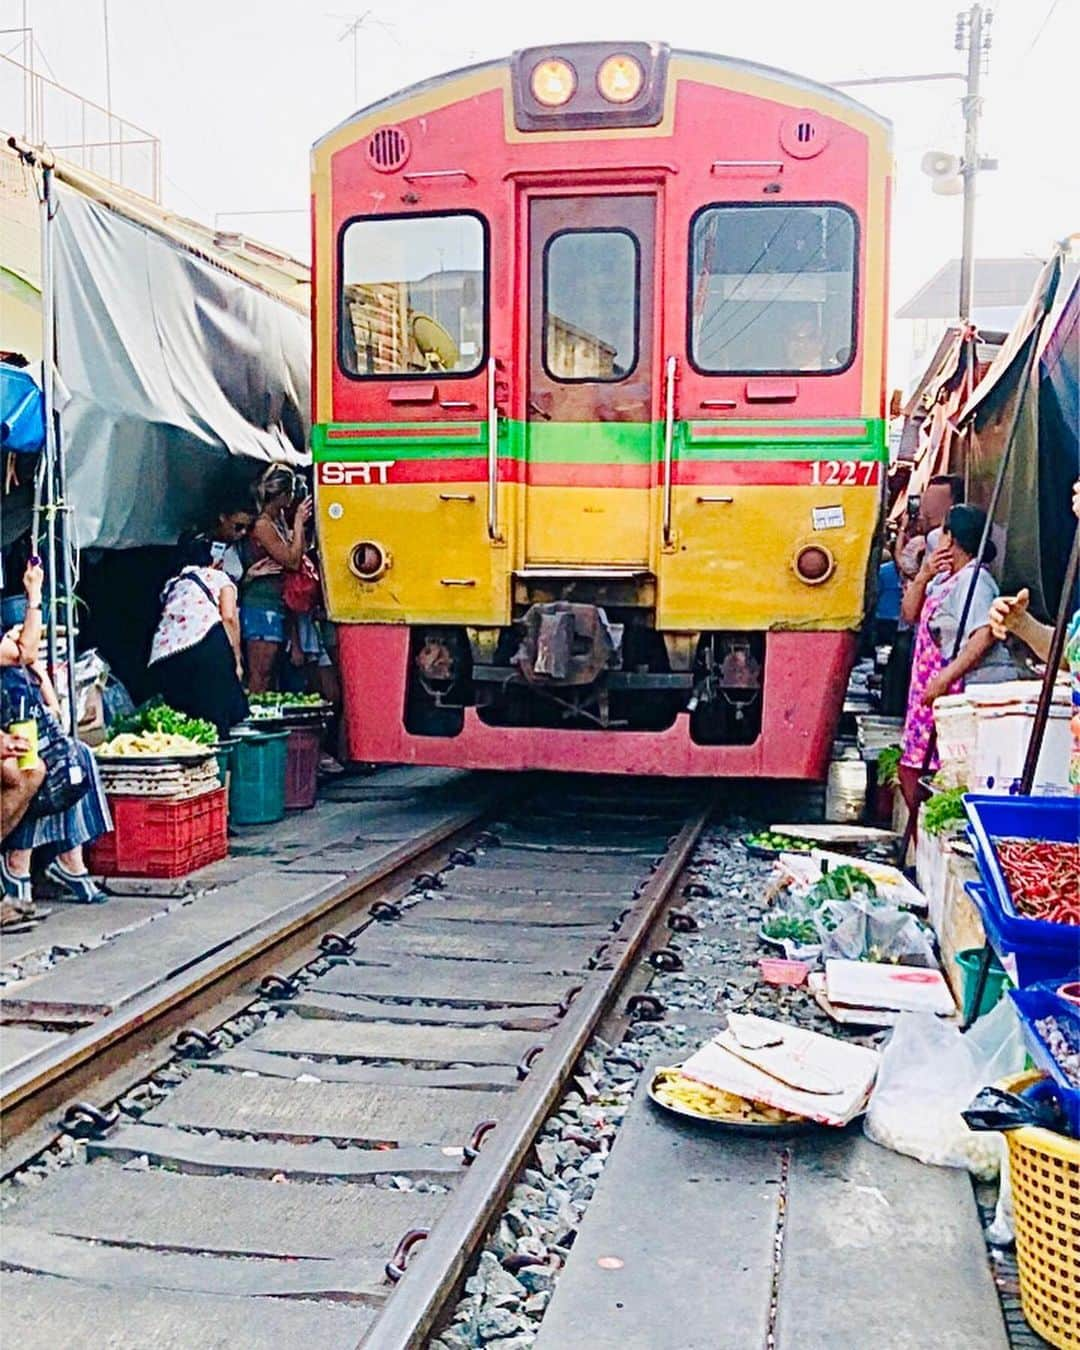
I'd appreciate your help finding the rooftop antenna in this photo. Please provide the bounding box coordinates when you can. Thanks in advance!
[333,10,372,107]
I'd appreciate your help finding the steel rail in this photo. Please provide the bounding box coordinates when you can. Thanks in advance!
[0,802,491,1169]
[360,803,712,1350]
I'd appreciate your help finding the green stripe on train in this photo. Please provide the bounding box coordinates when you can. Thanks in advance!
[312,418,887,463]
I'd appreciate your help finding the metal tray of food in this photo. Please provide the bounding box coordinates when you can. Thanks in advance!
[647,1066,817,1136]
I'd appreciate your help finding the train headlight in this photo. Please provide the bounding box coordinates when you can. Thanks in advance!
[597,54,645,104]
[793,544,835,585]
[350,540,390,581]
[530,58,577,108]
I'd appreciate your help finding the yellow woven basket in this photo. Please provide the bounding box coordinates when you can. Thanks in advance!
[1002,1071,1080,1348]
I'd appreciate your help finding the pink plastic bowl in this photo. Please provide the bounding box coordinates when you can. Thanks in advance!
[758,958,810,987]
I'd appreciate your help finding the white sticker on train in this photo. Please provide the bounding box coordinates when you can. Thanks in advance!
[812,505,846,530]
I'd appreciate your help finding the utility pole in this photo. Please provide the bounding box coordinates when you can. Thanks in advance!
[103,0,115,181]
[956,4,992,322]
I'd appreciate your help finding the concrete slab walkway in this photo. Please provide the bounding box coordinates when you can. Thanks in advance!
[537,1075,1009,1350]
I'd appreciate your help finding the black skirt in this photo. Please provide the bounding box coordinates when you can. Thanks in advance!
[151,624,250,737]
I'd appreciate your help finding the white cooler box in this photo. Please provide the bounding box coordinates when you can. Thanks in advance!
[968,679,1072,795]
[933,694,978,788]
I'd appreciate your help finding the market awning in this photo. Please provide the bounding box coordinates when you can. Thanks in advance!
[958,251,1073,620]
[51,181,311,550]
[0,362,44,454]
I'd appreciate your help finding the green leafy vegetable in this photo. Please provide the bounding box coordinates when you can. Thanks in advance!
[923,787,967,837]
[807,864,878,907]
[249,691,325,707]
[876,745,901,788]
[762,914,819,944]
[107,697,217,746]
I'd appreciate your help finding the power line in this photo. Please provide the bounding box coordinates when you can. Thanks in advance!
[1012,0,1063,71]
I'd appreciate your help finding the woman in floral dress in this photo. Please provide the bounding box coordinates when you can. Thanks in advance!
[898,506,1009,831]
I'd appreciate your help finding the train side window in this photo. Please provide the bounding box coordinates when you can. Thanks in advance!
[543,228,640,382]
[338,212,486,378]
[688,204,858,376]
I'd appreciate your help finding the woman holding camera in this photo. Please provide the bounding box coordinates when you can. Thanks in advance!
[239,467,313,694]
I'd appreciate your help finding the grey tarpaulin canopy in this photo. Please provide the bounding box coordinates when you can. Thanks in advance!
[956,251,1077,621]
[54,184,310,550]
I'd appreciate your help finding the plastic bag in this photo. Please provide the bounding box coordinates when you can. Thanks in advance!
[864,998,1026,1179]
[818,896,937,967]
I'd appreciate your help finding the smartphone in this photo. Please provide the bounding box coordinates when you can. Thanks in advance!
[906,494,921,521]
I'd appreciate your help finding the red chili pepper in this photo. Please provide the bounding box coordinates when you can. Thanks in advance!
[992,837,1080,926]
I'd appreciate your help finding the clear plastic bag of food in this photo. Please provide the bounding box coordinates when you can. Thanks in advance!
[864,999,1026,1179]
[817,897,937,967]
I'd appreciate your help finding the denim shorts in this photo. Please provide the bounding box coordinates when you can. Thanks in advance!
[240,606,285,643]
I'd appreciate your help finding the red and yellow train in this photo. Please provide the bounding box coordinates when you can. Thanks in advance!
[311,42,891,777]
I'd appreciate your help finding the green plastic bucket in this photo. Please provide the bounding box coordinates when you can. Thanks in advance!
[956,947,1009,1023]
[228,729,288,826]
[213,738,238,787]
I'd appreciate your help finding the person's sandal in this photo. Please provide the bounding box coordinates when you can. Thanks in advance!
[43,862,108,905]
[0,899,37,933]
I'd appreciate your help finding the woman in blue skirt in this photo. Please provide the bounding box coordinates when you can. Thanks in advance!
[1,619,111,908]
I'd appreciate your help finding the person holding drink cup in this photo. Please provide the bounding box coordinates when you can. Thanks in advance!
[1,561,47,927]
[1,557,112,914]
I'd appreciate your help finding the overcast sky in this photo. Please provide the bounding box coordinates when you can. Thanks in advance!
[4,0,1077,324]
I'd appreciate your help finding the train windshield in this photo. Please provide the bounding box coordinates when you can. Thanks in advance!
[543,228,640,382]
[689,204,857,375]
[339,212,486,377]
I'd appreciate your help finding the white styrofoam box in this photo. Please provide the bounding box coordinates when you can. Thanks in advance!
[916,807,950,931]
[972,701,1072,795]
[933,693,977,789]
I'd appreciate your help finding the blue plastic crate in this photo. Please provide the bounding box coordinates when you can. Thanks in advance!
[1010,986,1080,1137]
[965,882,1077,987]
[963,794,1079,942]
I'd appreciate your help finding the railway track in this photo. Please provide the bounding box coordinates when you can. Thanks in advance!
[1,783,711,1349]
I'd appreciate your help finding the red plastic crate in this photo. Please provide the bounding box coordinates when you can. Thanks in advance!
[89,787,228,878]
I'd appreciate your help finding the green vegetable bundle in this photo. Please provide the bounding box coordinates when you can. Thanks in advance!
[762,914,819,944]
[249,691,325,707]
[806,864,878,907]
[923,787,967,837]
[107,697,217,747]
[876,745,901,788]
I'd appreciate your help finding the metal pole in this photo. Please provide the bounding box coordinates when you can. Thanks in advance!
[958,4,985,322]
[1019,528,1079,795]
[39,160,60,693]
